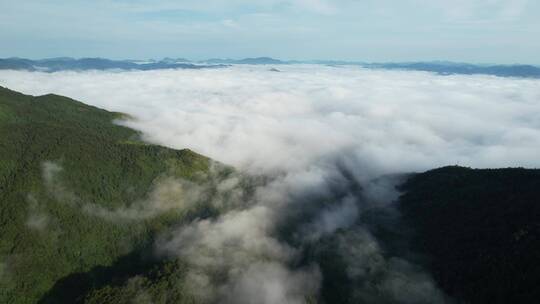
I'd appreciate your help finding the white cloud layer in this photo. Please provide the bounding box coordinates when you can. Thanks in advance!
[1,66,539,174]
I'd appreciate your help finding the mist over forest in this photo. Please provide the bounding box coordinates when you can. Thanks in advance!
[1,65,539,303]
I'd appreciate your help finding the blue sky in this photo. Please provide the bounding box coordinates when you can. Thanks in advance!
[1,0,539,63]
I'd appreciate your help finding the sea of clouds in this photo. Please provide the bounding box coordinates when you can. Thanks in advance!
[2,65,539,173]
[2,65,540,303]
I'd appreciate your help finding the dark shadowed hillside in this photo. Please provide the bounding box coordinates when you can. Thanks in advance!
[399,166,540,303]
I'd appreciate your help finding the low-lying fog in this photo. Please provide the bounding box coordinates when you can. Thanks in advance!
[2,65,539,174]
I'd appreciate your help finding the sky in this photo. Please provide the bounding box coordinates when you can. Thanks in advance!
[1,0,539,63]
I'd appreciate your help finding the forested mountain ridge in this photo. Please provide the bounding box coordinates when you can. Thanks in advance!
[0,86,241,303]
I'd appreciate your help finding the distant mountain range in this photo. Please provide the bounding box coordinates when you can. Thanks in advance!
[362,62,540,78]
[0,57,225,72]
[202,57,285,65]
[1,57,540,78]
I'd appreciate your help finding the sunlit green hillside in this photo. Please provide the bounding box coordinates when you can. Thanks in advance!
[0,86,234,303]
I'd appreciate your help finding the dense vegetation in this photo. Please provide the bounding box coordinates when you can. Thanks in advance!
[399,166,540,303]
[0,86,238,303]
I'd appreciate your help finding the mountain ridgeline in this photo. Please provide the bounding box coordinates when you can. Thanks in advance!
[363,62,540,78]
[0,58,225,72]
[1,57,540,78]
[0,86,539,303]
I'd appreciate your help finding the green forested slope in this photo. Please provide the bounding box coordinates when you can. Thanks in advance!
[0,86,226,303]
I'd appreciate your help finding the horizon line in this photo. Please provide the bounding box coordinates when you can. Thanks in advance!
[1,56,539,67]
